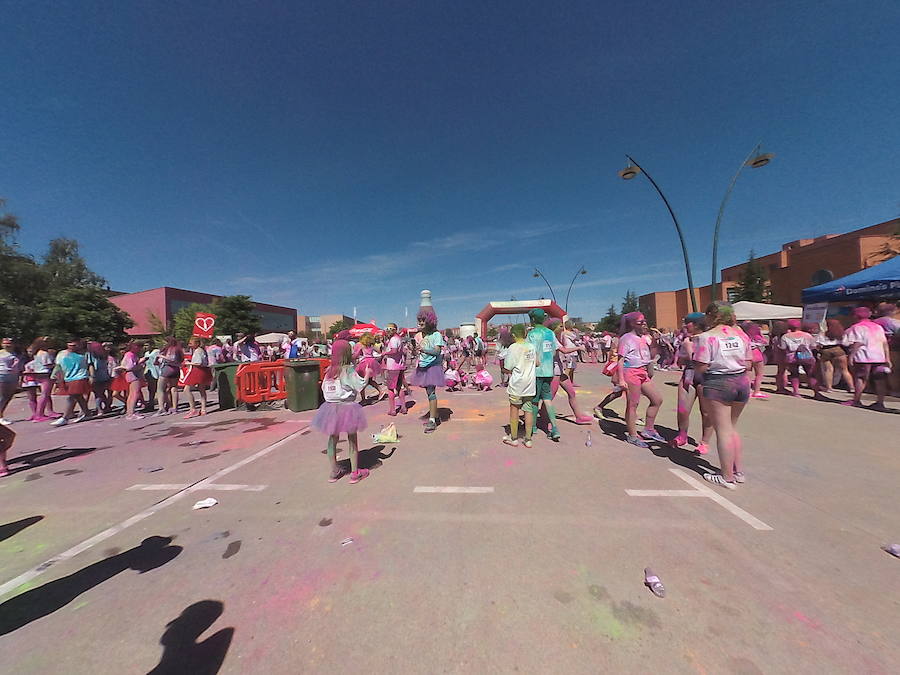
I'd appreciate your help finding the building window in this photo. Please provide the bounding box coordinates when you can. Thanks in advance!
[726,288,740,303]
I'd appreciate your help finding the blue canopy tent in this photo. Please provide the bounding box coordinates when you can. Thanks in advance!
[802,256,900,303]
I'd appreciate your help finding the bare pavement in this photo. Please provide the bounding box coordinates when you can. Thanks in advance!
[0,363,897,674]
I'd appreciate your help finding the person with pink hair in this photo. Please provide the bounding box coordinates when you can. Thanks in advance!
[842,306,892,410]
[616,312,664,448]
[312,340,370,484]
[778,319,819,398]
[382,323,407,416]
[411,307,445,433]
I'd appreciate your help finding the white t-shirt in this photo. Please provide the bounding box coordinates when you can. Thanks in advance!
[617,332,652,369]
[694,328,752,375]
[601,335,612,349]
[190,347,209,366]
[843,320,888,364]
[321,366,366,403]
[504,341,537,397]
[383,335,405,370]
[779,331,816,361]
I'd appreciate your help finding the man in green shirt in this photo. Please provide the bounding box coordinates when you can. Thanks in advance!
[526,309,561,441]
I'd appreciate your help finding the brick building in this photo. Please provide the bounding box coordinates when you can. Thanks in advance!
[640,218,899,329]
[297,314,354,339]
[109,287,297,336]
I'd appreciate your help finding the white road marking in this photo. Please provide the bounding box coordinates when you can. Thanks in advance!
[0,425,307,599]
[126,483,268,492]
[625,489,705,497]
[626,468,773,531]
[414,486,495,493]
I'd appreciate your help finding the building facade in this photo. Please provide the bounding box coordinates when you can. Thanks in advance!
[109,287,297,336]
[640,218,899,329]
[297,314,355,339]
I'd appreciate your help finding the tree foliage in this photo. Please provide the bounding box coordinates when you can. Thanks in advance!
[327,317,354,338]
[597,304,621,333]
[0,198,131,342]
[171,302,214,341]
[37,287,133,342]
[733,250,770,303]
[211,295,261,336]
[621,289,639,315]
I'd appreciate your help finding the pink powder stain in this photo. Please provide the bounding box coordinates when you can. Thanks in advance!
[504,459,516,468]
[792,611,822,630]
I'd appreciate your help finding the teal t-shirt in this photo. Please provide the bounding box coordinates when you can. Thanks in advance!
[418,331,445,368]
[526,325,559,378]
[58,351,89,382]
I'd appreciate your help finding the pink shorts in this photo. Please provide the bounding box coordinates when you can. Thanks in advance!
[622,367,650,387]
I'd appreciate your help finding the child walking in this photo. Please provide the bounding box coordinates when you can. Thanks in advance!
[501,324,536,447]
[312,340,371,484]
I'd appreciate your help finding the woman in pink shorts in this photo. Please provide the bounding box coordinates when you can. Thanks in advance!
[616,312,664,448]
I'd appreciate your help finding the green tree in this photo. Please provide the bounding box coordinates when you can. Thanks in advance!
[327,317,354,338]
[211,295,261,336]
[1,199,46,339]
[0,199,21,250]
[621,290,639,314]
[733,250,770,302]
[597,304,621,333]
[171,302,215,341]
[37,287,133,342]
[42,238,106,289]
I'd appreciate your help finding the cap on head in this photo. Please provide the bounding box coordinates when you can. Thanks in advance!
[528,308,547,324]
[684,312,705,325]
[786,318,802,329]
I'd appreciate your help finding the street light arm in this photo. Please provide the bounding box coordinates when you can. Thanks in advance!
[533,268,557,303]
[625,155,698,312]
[710,143,763,299]
[564,265,586,314]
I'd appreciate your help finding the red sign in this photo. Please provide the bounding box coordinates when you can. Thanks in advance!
[192,312,217,338]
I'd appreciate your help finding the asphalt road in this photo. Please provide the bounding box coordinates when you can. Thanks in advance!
[0,362,897,673]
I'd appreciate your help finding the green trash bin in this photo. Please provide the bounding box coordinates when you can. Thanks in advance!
[212,362,241,410]
[283,359,323,412]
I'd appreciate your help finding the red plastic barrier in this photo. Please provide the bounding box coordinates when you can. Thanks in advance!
[235,360,287,404]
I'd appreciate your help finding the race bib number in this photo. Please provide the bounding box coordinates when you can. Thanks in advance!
[542,340,553,354]
[323,381,339,395]
[720,338,743,355]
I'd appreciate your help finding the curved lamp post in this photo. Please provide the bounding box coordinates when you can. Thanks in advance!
[710,144,774,300]
[533,268,557,303]
[564,265,588,314]
[619,155,698,312]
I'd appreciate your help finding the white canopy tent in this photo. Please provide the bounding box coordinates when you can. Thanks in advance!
[732,301,802,321]
[255,332,289,344]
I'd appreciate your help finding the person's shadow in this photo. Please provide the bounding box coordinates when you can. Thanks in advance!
[0,536,182,636]
[147,600,234,675]
[599,420,717,475]
[0,515,43,542]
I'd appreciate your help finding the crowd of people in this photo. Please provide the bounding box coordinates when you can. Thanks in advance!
[1,301,896,483]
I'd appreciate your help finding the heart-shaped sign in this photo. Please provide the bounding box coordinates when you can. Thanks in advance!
[195,317,214,332]
[192,313,217,338]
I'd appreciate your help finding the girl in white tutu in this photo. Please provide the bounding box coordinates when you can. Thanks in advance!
[312,340,371,484]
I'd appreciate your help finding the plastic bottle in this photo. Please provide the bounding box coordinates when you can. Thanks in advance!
[585,430,592,447]
[644,568,665,598]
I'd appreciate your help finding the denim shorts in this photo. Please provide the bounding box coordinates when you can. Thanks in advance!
[701,372,750,403]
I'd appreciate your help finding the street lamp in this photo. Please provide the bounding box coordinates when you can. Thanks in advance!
[564,265,588,314]
[710,144,775,300]
[619,155,698,312]
[532,268,557,303]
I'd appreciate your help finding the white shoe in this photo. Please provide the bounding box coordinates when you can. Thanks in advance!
[50,417,69,427]
[73,414,88,424]
[0,418,10,426]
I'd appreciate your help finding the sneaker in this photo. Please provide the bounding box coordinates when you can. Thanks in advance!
[424,419,437,433]
[125,414,145,421]
[574,415,594,425]
[640,428,666,443]
[625,434,649,448]
[733,472,746,484]
[750,392,769,399]
[50,417,69,427]
[670,432,688,448]
[501,435,519,447]
[73,414,88,424]
[328,468,348,483]
[0,418,10,426]
[696,442,710,455]
[703,472,736,490]
[522,438,533,448]
[548,427,561,441]
[348,468,370,484]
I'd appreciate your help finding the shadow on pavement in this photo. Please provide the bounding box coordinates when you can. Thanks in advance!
[599,420,717,476]
[0,535,182,636]
[147,600,234,675]
[6,446,103,475]
[0,515,44,542]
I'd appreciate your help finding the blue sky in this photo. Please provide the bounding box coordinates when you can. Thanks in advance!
[3,1,899,327]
